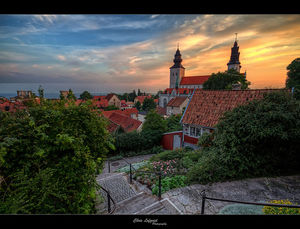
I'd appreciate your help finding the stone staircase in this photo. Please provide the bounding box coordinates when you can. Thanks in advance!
[96,172,181,215]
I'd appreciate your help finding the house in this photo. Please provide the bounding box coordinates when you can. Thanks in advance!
[105,93,121,108]
[17,90,33,99]
[180,89,288,149]
[166,96,189,116]
[102,108,139,120]
[103,112,143,133]
[134,95,152,105]
[158,88,194,108]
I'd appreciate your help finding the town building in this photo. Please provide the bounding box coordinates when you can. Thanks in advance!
[166,96,189,116]
[106,93,121,108]
[179,89,288,149]
[134,95,152,105]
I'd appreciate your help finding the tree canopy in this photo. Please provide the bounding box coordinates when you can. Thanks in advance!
[203,69,251,90]
[286,57,300,99]
[0,100,114,213]
[80,90,93,100]
[142,97,157,112]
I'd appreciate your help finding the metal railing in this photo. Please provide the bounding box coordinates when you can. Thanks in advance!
[107,158,163,199]
[99,186,116,214]
[200,190,300,215]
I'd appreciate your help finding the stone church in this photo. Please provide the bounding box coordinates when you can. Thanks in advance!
[158,36,244,110]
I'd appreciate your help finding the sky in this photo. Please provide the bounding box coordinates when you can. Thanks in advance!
[0,14,300,93]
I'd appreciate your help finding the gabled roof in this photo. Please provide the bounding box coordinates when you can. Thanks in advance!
[105,93,118,101]
[179,75,210,85]
[135,95,151,104]
[167,96,188,107]
[156,106,167,116]
[108,112,142,132]
[162,88,194,95]
[181,89,289,128]
[102,108,138,119]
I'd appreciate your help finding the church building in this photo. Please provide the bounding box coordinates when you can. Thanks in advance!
[158,35,245,111]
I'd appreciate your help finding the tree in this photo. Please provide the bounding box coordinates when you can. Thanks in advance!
[142,97,156,112]
[104,105,119,111]
[137,89,142,96]
[0,100,114,213]
[134,101,141,111]
[203,69,251,90]
[165,114,182,132]
[80,91,93,100]
[38,85,44,99]
[142,109,167,146]
[66,89,77,101]
[286,58,300,99]
[187,91,300,184]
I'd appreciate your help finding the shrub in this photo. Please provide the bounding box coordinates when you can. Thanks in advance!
[0,100,113,214]
[262,200,300,215]
[149,148,188,162]
[152,175,187,196]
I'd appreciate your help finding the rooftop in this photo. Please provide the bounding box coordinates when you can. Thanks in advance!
[181,89,289,128]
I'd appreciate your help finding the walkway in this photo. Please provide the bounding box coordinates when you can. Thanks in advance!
[96,154,181,215]
[162,175,300,214]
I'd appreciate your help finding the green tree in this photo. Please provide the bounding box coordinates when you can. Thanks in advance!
[142,97,157,112]
[80,91,93,100]
[187,91,300,184]
[0,100,114,213]
[38,85,44,99]
[203,69,251,90]
[104,105,119,111]
[67,89,77,101]
[142,109,167,146]
[134,101,141,111]
[286,58,300,99]
[165,114,182,132]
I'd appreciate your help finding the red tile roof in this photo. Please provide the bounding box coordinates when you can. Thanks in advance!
[156,106,167,116]
[135,95,151,104]
[167,96,188,107]
[181,89,289,128]
[180,75,210,85]
[163,88,194,95]
[107,120,120,133]
[108,112,142,132]
[102,108,138,119]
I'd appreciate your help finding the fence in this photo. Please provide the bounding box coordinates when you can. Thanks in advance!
[200,190,300,215]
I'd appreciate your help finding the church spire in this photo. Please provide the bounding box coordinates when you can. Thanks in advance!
[227,33,241,72]
[170,46,185,69]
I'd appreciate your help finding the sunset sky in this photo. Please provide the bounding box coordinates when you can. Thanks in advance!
[0,14,300,93]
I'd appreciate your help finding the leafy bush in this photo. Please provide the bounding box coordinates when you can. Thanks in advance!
[262,200,300,215]
[187,91,300,184]
[152,175,187,196]
[0,100,113,213]
[149,148,189,162]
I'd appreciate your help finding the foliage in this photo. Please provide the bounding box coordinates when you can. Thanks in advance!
[103,105,119,111]
[152,175,187,196]
[203,69,250,90]
[142,109,167,146]
[149,148,192,162]
[80,91,93,100]
[0,100,113,213]
[67,89,77,101]
[197,132,213,148]
[151,160,178,176]
[262,200,300,215]
[134,101,141,111]
[187,91,300,184]
[286,57,300,99]
[142,97,157,112]
[165,114,182,132]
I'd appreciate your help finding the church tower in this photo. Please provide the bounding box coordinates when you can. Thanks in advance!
[170,46,185,88]
[227,33,241,73]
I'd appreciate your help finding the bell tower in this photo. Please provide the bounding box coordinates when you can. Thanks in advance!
[227,33,241,73]
[170,45,185,88]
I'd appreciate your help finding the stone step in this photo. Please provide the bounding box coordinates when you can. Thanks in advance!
[114,192,159,214]
[135,201,165,215]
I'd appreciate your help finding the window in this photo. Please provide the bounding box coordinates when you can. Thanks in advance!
[190,127,196,136]
[196,128,201,137]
